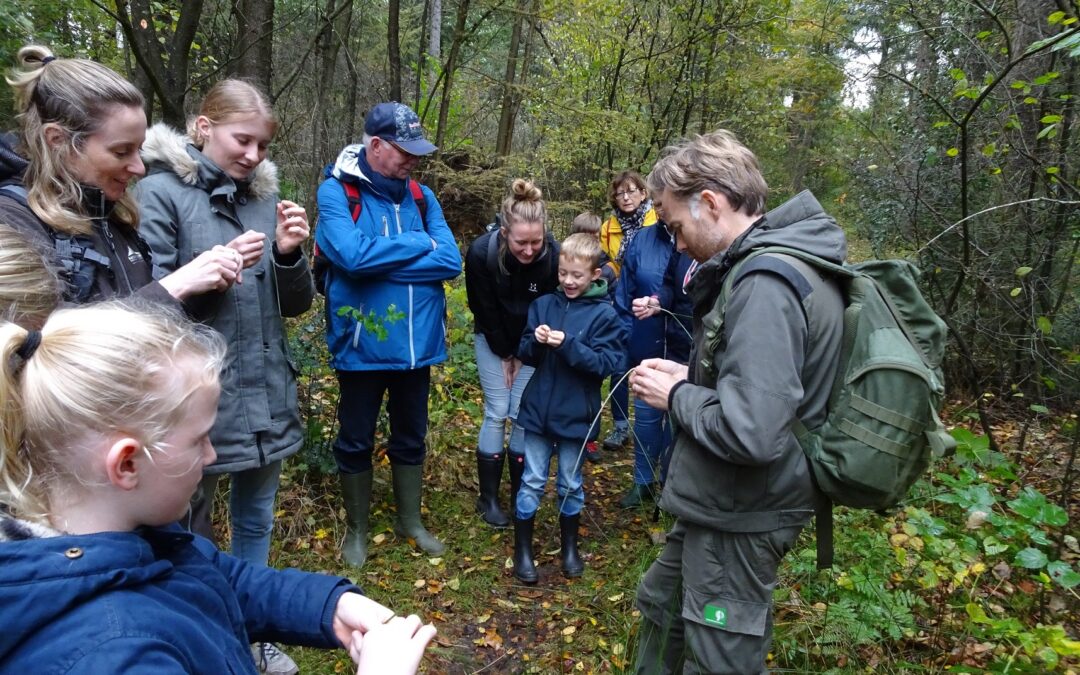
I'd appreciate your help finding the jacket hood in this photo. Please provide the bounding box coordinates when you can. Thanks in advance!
[558,278,609,300]
[0,511,185,658]
[0,132,28,185]
[692,190,847,293]
[330,143,371,184]
[141,123,279,200]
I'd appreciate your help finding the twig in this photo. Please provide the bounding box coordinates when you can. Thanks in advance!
[918,198,1080,254]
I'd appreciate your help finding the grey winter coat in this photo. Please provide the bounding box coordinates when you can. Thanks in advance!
[660,191,847,533]
[135,124,315,474]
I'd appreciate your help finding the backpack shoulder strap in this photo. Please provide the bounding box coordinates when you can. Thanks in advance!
[485,230,500,275]
[0,183,28,207]
[342,181,362,222]
[407,179,428,226]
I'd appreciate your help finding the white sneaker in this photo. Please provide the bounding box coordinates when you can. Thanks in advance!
[251,642,299,675]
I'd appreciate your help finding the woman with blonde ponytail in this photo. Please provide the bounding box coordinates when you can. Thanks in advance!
[0,45,243,306]
[0,302,436,674]
[463,179,559,528]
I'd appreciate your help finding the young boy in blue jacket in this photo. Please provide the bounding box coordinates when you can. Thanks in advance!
[512,233,627,583]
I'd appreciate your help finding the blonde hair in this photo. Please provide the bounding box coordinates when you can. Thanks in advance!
[647,130,768,217]
[6,45,144,235]
[607,170,647,210]
[570,212,601,236]
[560,232,603,269]
[0,224,62,327]
[188,79,277,148]
[497,179,549,272]
[0,301,225,525]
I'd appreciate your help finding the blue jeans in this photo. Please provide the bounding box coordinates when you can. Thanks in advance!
[632,399,670,485]
[609,371,630,430]
[334,367,430,473]
[516,430,586,518]
[196,461,283,567]
[474,333,534,457]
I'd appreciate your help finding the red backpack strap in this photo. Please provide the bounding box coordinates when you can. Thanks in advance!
[408,179,428,226]
[343,181,363,222]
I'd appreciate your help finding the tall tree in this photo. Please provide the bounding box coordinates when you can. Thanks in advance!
[232,0,274,92]
[388,0,402,100]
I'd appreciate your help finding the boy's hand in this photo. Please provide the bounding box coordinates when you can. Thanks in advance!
[534,324,551,344]
[546,329,565,348]
[347,615,437,675]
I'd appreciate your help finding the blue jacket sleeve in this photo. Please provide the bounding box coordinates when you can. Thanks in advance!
[555,307,627,377]
[517,299,545,366]
[382,186,462,283]
[315,177,434,278]
[195,537,360,648]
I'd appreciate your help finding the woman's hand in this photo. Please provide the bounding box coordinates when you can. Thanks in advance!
[275,200,309,255]
[158,245,243,299]
[226,229,267,269]
[632,295,661,320]
[347,615,437,675]
[501,356,522,389]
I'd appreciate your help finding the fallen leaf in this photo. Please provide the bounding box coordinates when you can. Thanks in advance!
[476,613,490,623]
[428,557,443,565]
[562,625,577,635]
[414,579,426,588]
[372,533,386,545]
[447,577,461,591]
[607,593,624,602]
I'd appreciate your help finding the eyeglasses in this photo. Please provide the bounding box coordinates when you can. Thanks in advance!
[616,188,641,199]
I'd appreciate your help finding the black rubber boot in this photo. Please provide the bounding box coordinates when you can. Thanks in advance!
[340,470,373,568]
[560,513,584,578]
[619,482,657,509]
[513,516,538,584]
[476,453,510,528]
[508,452,525,515]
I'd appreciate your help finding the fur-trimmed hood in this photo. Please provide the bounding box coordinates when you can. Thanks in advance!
[0,509,60,542]
[140,123,279,200]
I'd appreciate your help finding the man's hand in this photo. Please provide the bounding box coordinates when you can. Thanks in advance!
[630,358,688,411]
[275,200,310,255]
[331,592,395,648]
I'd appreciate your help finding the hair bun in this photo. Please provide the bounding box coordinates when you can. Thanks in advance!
[510,178,542,203]
[15,45,55,70]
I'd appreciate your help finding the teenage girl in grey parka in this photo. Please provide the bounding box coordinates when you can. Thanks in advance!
[134,79,314,673]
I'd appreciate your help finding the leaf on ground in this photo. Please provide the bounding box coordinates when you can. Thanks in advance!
[607,592,624,602]
[473,626,504,650]
[446,577,461,590]
[414,579,426,588]
[372,533,386,545]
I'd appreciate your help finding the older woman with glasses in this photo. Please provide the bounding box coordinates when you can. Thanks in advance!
[598,170,658,452]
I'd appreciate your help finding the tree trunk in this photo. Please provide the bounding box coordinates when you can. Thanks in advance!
[494,0,527,157]
[112,0,204,128]
[427,0,442,103]
[435,0,470,158]
[388,0,402,101]
[232,0,274,93]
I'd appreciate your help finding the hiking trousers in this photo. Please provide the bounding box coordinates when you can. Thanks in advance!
[635,519,802,674]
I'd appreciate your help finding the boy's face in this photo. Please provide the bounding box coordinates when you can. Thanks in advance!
[559,255,601,299]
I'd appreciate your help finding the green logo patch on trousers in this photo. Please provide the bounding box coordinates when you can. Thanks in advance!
[703,604,727,627]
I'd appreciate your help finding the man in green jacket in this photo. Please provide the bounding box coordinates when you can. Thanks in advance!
[630,130,847,673]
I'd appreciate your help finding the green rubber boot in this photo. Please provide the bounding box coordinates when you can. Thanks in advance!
[391,464,446,555]
[340,470,373,568]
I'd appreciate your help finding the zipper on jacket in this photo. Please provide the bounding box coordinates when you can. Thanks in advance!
[95,219,134,294]
[393,202,417,367]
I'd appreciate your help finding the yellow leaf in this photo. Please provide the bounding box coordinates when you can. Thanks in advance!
[372,533,386,545]
[314,528,329,540]
[612,643,625,656]
[414,579,426,588]
[428,557,443,565]
[447,577,461,591]
[562,625,577,635]
[607,593,624,602]
[589,617,597,626]
[476,613,490,623]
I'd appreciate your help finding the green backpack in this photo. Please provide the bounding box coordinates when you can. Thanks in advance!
[707,246,956,566]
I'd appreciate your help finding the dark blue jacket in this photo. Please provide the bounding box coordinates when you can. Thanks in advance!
[614,223,694,366]
[0,519,358,673]
[517,282,627,442]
